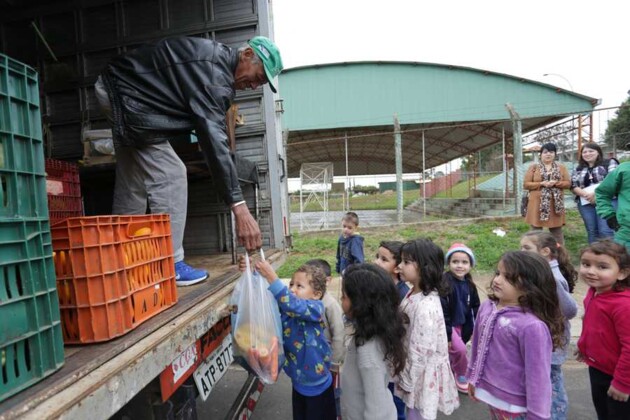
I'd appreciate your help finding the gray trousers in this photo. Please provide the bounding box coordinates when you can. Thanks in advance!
[94,77,187,262]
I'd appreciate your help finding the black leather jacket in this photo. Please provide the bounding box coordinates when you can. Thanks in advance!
[101,37,243,204]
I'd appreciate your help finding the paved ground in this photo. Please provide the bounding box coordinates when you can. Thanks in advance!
[199,275,597,419]
[200,360,596,419]
[291,209,422,231]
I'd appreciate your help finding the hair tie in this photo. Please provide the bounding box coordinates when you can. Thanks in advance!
[556,242,561,249]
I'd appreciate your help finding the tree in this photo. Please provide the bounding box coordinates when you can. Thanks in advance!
[460,144,508,173]
[604,94,630,150]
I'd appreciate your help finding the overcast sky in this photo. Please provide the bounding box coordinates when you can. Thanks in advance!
[271,0,628,138]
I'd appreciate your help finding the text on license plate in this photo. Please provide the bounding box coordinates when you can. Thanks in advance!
[193,334,234,401]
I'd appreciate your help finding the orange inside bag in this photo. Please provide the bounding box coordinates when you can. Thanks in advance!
[230,251,283,384]
[235,323,280,382]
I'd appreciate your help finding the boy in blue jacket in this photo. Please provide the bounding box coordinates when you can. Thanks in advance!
[335,212,364,275]
[254,260,336,420]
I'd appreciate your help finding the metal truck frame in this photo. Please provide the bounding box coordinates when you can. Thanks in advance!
[0,0,289,417]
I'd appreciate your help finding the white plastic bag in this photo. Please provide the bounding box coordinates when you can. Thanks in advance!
[230,250,284,384]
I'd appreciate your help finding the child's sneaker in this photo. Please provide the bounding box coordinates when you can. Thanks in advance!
[175,261,208,286]
[456,375,469,393]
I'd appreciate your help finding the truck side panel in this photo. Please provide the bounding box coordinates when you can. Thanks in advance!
[0,0,288,251]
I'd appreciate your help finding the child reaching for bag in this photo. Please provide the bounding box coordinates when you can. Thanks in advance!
[340,263,407,420]
[441,243,480,394]
[240,257,336,420]
[395,238,459,420]
[520,231,578,419]
[305,259,346,419]
[576,240,630,419]
[467,251,565,419]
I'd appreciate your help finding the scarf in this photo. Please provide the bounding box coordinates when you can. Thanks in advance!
[538,162,565,221]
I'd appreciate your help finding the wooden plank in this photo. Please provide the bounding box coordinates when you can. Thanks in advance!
[0,250,284,419]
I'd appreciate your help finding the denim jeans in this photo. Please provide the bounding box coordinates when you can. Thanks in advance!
[550,364,568,420]
[388,381,406,420]
[488,406,527,420]
[577,200,616,244]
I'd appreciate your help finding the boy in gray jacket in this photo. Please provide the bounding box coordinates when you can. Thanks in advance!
[306,259,346,417]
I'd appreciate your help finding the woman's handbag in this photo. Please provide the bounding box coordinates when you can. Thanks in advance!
[521,192,529,217]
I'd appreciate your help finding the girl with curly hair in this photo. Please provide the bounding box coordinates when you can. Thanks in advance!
[340,263,407,420]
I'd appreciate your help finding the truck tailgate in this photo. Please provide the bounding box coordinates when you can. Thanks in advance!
[0,250,285,419]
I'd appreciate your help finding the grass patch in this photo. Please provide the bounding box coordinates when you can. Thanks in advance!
[289,174,502,214]
[277,210,588,278]
[434,174,497,198]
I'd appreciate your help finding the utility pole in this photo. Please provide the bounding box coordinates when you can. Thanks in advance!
[502,126,507,208]
[394,115,403,224]
[422,130,426,218]
[506,103,523,216]
[344,132,349,211]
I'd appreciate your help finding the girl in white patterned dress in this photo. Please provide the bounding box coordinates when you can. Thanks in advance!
[395,238,460,420]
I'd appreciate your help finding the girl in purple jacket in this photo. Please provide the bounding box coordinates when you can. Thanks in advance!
[467,251,565,420]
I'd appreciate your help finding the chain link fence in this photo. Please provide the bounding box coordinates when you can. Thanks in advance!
[288,110,618,231]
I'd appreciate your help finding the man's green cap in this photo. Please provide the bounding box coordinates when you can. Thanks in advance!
[248,36,283,93]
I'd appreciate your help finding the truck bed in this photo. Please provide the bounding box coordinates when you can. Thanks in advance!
[0,250,285,419]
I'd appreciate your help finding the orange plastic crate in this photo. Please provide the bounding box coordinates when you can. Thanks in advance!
[51,215,178,343]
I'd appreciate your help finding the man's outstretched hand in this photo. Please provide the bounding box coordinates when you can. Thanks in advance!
[232,204,262,251]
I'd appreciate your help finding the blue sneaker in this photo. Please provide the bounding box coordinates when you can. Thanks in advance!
[175,261,208,286]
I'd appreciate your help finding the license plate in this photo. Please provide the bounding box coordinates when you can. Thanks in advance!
[193,334,234,401]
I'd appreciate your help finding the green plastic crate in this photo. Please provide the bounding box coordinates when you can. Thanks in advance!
[0,53,47,220]
[0,219,64,402]
[0,55,64,402]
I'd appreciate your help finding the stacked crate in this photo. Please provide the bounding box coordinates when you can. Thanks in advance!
[0,54,65,402]
[45,158,83,224]
[52,215,178,343]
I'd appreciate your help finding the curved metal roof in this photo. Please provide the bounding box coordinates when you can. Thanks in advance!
[277,61,598,177]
